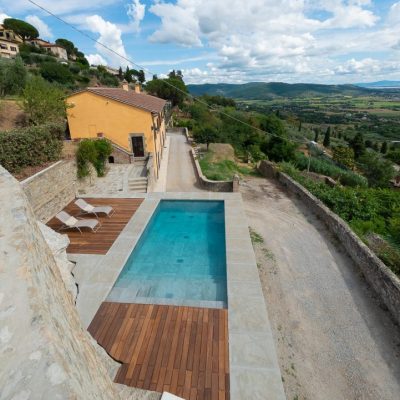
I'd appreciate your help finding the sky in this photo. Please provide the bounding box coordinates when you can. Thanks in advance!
[0,0,400,84]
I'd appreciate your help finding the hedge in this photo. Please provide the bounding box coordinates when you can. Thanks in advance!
[0,123,65,173]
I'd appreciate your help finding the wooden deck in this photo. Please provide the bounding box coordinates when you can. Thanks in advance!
[88,302,229,400]
[47,198,144,254]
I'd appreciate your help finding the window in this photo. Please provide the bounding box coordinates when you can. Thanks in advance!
[10,46,17,52]
[0,44,7,50]
[0,32,4,37]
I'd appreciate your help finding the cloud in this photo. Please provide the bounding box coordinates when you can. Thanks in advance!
[0,0,118,15]
[149,2,201,46]
[0,12,10,23]
[25,15,52,39]
[147,0,400,83]
[87,53,108,66]
[85,15,129,68]
[126,0,145,33]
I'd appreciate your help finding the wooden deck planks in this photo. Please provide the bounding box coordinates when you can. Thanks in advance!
[46,198,144,254]
[88,302,229,400]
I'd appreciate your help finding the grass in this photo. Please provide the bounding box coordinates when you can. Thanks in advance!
[250,228,264,244]
[199,150,259,181]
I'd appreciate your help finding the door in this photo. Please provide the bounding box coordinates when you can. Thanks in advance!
[131,136,145,157]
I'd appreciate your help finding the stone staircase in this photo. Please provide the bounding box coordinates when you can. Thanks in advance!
[127,176,148,193]
[126,158,148,193]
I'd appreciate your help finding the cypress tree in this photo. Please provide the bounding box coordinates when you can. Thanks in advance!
[381,141,388,154]
[323,126,331,147]
[314,129,319,142]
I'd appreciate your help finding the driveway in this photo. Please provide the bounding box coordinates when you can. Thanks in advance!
[241,177,400,400]
[166,132,204,192]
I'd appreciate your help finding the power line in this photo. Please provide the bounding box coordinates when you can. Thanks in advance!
[27,0,307,146]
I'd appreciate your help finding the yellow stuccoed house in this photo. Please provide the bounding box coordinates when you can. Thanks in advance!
[66,82,169,179]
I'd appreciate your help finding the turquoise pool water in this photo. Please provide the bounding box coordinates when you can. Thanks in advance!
[107,200,227,307]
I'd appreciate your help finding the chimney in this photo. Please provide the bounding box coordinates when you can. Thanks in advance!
[134,83,141,94]
[122,79,129,91]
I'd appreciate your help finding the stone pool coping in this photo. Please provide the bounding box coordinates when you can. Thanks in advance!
[70,192,286,400]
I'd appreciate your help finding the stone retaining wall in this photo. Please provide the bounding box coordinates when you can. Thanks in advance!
[21,160,77,223]
[258,160,400,326]
[0,166,162,399]
[190,148,237,192]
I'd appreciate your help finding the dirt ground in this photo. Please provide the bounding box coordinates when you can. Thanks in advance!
[0,100,25,131]
[241,176,400,400]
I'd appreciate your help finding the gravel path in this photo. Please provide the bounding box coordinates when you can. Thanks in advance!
[166,132,204,192]
[241,177,400,400]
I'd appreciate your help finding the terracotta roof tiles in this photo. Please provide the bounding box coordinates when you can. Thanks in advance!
[82,87,167,114]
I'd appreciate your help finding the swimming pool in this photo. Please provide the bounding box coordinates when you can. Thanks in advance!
[107,200,227,308]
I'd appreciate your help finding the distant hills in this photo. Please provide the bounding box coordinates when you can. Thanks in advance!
[187,82,375,100]
[356,81,400,89]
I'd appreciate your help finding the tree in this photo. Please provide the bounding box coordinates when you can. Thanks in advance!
[40,62,74,84]
[261,136,296,162]
[381,141,388,154]
[118,66,123,80]
[386,149,400,165]
[332,146,355,169]
[3,18,38,40]
[124,67,136,83]
[145,77,188,107]
[55,38,75,57]
[259,114,286,137]
[323,126,331,147]
[349,132,366,159]
[137,69,145,84]
[168,70,183,81]
[358,152,395,188]
[314,128,319,142]
[298,121,302,132]
[22,76,68,125]
[193,125,219,150]
[0,56,27,96]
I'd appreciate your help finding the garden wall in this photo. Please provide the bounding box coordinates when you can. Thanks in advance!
[190,148,238,192]
[21,160,77,223]
[258,160,400,326]
[0,165,160,399]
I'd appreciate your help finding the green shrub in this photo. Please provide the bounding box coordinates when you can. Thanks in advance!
[40,62,74,84]
[386,149,400,165]
[93,139,112,176]
[294,152,367,187]
[0,123,64,172]
[358,152,395,188]
[261,136,296,162]
[76,140,97,178]
[76,138,112,178]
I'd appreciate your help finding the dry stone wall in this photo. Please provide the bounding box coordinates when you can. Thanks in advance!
[0,166,161,400]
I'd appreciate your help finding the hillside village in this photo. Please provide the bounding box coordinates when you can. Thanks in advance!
[1,13,400,400]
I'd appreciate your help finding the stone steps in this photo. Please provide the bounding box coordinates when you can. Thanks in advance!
[128,177,148,193]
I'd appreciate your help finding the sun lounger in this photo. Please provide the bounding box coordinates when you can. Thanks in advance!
[55,211,100,234]
[74,198,115,218]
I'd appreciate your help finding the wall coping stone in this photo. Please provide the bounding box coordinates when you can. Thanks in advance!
[20,160,64,185]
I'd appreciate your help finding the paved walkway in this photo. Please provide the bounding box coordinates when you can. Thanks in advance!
[166,132,204,192]
[241,177,400,400]
[78,164,145,195]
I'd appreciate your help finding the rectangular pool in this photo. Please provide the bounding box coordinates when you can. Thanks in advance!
[107,200,227,308]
